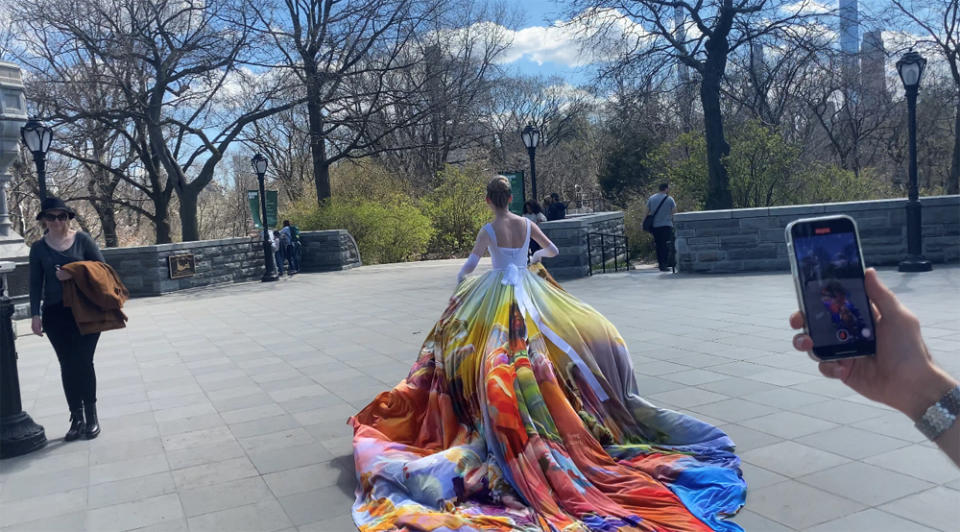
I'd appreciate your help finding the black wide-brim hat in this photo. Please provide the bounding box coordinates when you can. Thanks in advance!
[35,197,77,220]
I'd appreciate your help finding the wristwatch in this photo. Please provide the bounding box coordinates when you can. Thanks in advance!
[915,386,960,440]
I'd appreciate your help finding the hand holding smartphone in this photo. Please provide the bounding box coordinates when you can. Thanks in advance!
[786,215,876,361]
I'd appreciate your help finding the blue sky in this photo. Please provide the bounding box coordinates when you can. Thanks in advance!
[498,0,600,85]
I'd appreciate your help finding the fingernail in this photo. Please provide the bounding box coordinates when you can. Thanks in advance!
[826,364,844,378]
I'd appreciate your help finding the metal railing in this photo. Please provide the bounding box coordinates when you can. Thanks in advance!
[586,232,630,274]
[571,195,613,213]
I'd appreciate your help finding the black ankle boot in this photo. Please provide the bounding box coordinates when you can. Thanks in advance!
[65,409,84,441]
[83,403,100,439]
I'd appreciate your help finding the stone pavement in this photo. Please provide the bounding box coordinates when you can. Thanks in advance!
[1,259,958,531]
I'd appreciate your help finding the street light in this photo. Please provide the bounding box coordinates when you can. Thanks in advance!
[521,123,540,202]
[20,118,53,202]
[896,50,932,273]
[251,153,278,282]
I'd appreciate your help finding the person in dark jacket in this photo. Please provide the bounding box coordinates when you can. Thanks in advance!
[28,197,105,440]
[545,193,566,221]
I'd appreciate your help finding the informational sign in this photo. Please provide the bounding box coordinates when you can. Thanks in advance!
[168,254,196,279]
[247,190,279,229]
[499,171,525,215]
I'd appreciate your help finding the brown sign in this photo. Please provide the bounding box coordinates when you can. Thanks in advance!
[168,254,196,279]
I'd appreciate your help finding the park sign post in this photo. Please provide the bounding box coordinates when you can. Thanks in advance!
[247,189,278,229]
[499,171,525,215]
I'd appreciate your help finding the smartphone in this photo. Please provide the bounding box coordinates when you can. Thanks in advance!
[785,215,876,361]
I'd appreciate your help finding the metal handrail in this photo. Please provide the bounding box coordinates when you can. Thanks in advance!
[586,232,629,275]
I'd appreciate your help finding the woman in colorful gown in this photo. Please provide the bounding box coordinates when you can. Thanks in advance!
[350,177,746,531]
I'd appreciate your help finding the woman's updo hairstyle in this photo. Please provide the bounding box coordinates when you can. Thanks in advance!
[486,176,512,209]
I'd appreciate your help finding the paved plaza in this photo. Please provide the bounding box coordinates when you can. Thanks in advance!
[1,260,958,531]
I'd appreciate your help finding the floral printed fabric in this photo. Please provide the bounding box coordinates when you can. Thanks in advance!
[350,264,745,531]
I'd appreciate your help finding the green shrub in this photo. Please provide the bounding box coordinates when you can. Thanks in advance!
[287,196,434,264]
[648,123,897,210]
[420,166,489,257]
[623,197,656,262]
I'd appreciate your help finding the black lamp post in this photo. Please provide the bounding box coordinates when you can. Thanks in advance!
[20,118,53,202]
[521,123,540,202]
[251,154,278,282]
[896,51,932,273]
[0,262,47,458]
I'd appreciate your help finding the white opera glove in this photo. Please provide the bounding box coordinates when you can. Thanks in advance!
[457,253,480,283]
[530,243,559,264]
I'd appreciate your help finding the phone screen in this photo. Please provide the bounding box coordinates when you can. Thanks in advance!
[791,218,876,359]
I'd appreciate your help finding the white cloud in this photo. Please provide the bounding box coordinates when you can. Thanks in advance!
[479,8,648,67]
[780,0,836,17]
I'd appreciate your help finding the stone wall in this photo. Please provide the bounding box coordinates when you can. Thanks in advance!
[299,230,362,272]
[103,237,266,297]
[541,211,626,279]
[8,229,360,317]
[675,195,960,273]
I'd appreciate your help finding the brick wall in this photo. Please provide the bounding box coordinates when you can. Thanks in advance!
[674,195,960,273]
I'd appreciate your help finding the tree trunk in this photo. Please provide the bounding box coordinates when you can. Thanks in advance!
[950,102,960,194]
[701,66,733,210]
[305,69,331,205]
[315,158,331,206]
[151,193,172,244]
[87,166,120,247]
[178,186,200,242]
[96,203,118,247]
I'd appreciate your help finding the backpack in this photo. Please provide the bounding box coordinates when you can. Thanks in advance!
[290,225,301,243]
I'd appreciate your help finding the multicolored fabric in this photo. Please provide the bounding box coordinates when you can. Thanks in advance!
[350,226,746,531]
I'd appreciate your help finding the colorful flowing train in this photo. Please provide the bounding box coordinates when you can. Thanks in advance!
[350,261,746,531]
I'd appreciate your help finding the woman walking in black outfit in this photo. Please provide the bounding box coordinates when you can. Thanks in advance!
[28,197,104,440]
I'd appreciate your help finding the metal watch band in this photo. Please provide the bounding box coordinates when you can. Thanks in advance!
[916,386,960,441]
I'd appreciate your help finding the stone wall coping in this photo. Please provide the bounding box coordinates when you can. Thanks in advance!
[97,229,350,258]
[675,195,959,222]
[541,211,623,227]
[101,236,258,257]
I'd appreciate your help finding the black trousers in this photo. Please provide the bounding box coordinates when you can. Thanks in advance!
[42,303,100,412]
[652,226,674,269]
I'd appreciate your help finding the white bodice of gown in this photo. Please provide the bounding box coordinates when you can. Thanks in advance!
[484,218,530,285]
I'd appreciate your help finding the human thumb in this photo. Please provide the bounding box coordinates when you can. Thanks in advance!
[864,268,899,315]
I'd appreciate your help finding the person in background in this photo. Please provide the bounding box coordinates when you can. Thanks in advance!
[271,230,285,276]
[522,200,547,256]
[280,220,299,274]
[646,183,678,272]
[790,268,960,466]
[545,192,566,221]
[28,197,105,441]
[522,200,547,225]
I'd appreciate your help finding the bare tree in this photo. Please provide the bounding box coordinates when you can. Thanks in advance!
[369,1,513,186]
[13,0,299,242]
[572,0,826,209]
[482,75,599,199]
[248,104,314,203]
[890,0,960,193]
[251,0,448,205]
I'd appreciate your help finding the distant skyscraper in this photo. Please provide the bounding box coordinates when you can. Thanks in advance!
[861,30,888,104]
[750,42,765,80]
[675,5,693,131]
[839,0,860,94]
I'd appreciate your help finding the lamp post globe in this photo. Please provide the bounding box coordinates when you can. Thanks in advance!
[19,118,53,202]
[896,51,932,273]
[521,123,540,202]
[251,154,278,282]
